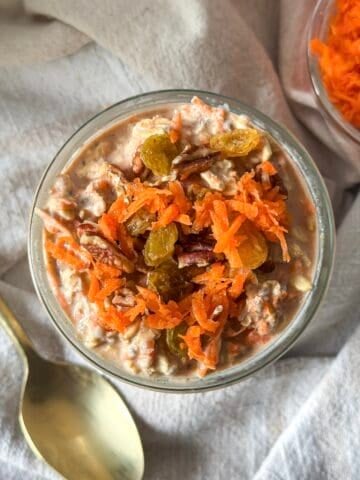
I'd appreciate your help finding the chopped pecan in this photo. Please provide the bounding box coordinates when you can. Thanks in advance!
[175,157,218,181]
[172,146,221,180]
[181,241,214,252]
[172,146,218,166]
[112,287,136,307]
[172,144,196,165]
[80,234,134,273]
[177,251,214,268]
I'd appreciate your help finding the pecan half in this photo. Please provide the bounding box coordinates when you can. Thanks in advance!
[177,251,214,268]
[112,287,136,307]
[80,234,134,273]
[175,157,218,181]
[173,146,221,180]
[180,241,214,252]
[172,146,218,166]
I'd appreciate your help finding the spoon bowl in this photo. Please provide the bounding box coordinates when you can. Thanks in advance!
[0,298,144,480]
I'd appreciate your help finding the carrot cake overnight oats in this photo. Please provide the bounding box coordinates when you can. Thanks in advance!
[36,96,317,378]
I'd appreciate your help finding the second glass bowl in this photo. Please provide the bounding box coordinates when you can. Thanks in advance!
[307,0,360,163]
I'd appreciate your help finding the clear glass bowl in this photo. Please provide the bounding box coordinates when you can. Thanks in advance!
[28,89,335,393]
[307,0,360,157]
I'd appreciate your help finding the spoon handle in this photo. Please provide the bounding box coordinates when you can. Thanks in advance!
[0,296,35,363]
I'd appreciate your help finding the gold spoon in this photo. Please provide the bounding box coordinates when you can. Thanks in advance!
[0,297,144,480]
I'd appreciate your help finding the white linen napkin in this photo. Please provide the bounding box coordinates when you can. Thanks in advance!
[0,1,359,478]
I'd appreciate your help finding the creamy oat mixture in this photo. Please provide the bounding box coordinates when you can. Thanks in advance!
[38,97,316,378]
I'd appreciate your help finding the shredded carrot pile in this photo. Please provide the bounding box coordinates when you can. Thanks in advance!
[310,0,360,128]
[45,159,290,372]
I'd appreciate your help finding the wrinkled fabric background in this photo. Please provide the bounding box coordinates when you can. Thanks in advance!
[0,1,359,479]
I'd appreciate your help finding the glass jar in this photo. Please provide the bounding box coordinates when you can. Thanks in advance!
[28,89,335,393]
[307,0,360,166]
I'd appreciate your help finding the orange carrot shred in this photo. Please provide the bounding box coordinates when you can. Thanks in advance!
[145,309,183,329]
[169,111,182,143]
[259,161,277,176]
[45,239,88,270]
[108,197,127,222]
[192,291,219,333]
[98,305,132,333]
[117,224,135,258]
[88,272,100,302]
[153,204,180,229]
[168,181,191,213]
[95,278,123,300]
[181,326,217,369]
[99,213,118,242]
[229,269,249,298]
[93,262,122,279]
[137,286,161,311]
[125,299,146,323]
[193,263,225,284]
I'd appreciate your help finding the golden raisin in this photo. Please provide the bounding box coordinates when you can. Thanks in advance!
[210,128,261,157]
[140,133,178,176]
[238,221,268,269]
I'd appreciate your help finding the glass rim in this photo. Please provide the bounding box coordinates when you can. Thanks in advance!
[307,0,360,143]
[28,88,335,393]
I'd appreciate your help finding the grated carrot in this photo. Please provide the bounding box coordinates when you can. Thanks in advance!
[259,161,277,176]
[137,286,161,311]
[169,111,182,143]
[95,278,123,300]
[181,326,217,369]
[153,204,180,229]
[229,269,249,298]
[88,272,100,302]
[99,213,118,242]
[168,181,191,213]
[211,201,243,268]
[93,262,122,279]
[108,197,127,221]
[98,305,132,332]
[192,192,223,231]
[117,224,135,258]
[310,0,360,128]
[45,239,89,270]
[191,291,219,333]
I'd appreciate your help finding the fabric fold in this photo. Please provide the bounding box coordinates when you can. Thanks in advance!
[0,1,359,479]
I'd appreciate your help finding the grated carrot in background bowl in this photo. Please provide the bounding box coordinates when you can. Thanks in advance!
[310,0,360,129]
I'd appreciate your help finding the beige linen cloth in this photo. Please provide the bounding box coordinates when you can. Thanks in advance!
[0,1,359,479]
